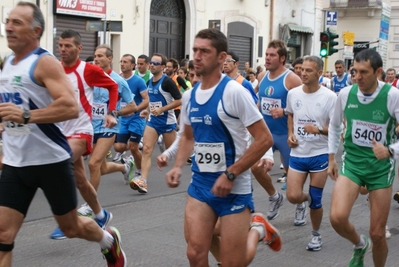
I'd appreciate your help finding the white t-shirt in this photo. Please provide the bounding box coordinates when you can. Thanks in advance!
[250,79,258,89]
[286,85,337,157]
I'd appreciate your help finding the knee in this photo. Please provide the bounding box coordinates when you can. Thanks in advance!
[250,163,262,174]
[308,186,323,209]
[0,229,15,245]
[186,244,207,265]
[286,191,302,204]
[330,211,348,229]
[60,225,80,239]
[369,226,386,244]
[88,160,100,171]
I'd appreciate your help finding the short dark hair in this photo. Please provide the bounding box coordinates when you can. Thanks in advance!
[60,30,82,46]
[122,54,136,64]
[227,51,239,62]
[354,49,382,72]
[292,57,304,67]
[17,1,45,39]
[152,53,167,65]
[167,58,179,69]
[386,68,396,74]
[85,56,94,63]
[180,58,189,68]
[195,28,227,55]
[138,54,150,63]
[267,40,288,64]
[188,60,194,70]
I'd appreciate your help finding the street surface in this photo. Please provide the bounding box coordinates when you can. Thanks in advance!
[11,147,399,267]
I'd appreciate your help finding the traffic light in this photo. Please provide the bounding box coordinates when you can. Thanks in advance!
[327,29,339,56]
[320,31,329,57]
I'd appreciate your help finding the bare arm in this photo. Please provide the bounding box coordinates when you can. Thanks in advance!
[0,55,78,124]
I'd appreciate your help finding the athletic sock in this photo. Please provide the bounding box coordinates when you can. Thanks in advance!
[312,230,320,236]
[95,209,105,220]
[270,192,279,201]
[251,224,266,241]
[99,230,114,249]
[354,235,365,249]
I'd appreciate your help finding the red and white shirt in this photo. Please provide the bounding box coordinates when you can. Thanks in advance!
[62,59,118,136]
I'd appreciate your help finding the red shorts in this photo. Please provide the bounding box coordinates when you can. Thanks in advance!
[66,133,93,156]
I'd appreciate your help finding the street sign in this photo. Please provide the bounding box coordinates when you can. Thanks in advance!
[343,32,355,45]
[326,11,338,26]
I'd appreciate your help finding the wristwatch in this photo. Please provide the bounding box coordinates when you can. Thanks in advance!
[22,110,30,124]
[283,108,288,116]
[107,110,118,118]
[224,170,236,181]
[318,126,323,134]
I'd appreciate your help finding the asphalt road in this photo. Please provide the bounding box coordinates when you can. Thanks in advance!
[9,147,399,266]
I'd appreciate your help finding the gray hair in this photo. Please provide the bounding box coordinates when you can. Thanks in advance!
[304,55,324,72]
[17,1,45,39]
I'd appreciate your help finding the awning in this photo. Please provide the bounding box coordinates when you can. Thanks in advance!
[287,23,313,34]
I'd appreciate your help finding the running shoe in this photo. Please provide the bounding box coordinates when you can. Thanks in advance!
[49,227,66,240]
[113,151,126,162]
[306,235,322,251]
[157,136,165,153]
[106,151,112,159]
[129,176,148,193]
[349,234,370,267]
[386,225,392,239]
[281,183,287,191]
[294,202,307,226]
[277,173,286,183]
[77,202,93,217]
[279,163,283,169]
[102,226,127,267]
[267,192,284,220]
[122,157,135,185]
[251,212,282,251]
[95,209,113,229]
[393,191,399,203]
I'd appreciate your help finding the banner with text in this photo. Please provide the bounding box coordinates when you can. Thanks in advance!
[55,0,106,19]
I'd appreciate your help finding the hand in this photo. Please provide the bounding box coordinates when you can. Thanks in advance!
[270,107,283,119]
[165,166,181,188]
[0,103,24,124]
[304,124,317,134]
[327,159,338,180]
[257,158,274,173]
[287,134,298,148]
[151,107,163,117]
[372,139,390,159]
[103,114,117,128]
[140,110,149,118]
[211,174,233,197]
[157,154,169,171]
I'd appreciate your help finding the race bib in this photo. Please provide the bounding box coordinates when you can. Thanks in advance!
[5,121,30,136]
[149,101,164,115]
[194,142,226,172]
[261,97,281,116]
[92,103,107,120]
[351,119,386,147]
[295,125,318,141]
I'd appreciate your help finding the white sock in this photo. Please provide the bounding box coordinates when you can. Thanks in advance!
[99,230,114,249]
[95,209,105,220]
[354,235,365,249]
[251,224,265,241]
[270,192,279,200]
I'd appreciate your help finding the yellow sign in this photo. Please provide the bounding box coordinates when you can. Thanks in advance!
[343,32,355,45]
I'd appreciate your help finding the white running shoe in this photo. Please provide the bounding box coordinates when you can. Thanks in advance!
[294,202,307,226]
[113,151,126,162]
[279,163,283,169]
[122,157,135,185]
[77,203,93,217]
[386,225,392,239]
[277,173,286,183]
[267,192,284,220]
[306,235,322,251]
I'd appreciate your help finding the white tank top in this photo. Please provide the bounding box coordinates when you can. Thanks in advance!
[0,47,72,167]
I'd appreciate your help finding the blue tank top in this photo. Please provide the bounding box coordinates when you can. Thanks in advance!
[333,73,348,93]
[258,69,290,135]
[189,76,236,189]
[148,74,176,125]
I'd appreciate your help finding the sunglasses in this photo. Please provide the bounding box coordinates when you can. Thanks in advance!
[225,58,236,63]
[150,61,162,66]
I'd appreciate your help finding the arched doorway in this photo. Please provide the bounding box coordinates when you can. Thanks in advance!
[149,0,186,61]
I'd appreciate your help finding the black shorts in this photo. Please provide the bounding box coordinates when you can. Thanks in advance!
[0,159,77,216]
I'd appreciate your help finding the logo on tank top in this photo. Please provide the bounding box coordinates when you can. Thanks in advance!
[372,110,384,121]
[204,115,212,125]
[294,99,302,110]
[264,86,274,96]
[0,92,23,105]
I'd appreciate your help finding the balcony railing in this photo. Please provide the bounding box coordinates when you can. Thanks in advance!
[330,0,382,8]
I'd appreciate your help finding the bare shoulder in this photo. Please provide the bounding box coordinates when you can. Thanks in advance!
[257,70,267,81]
[34,55,65,85]
[285,71,302,89]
